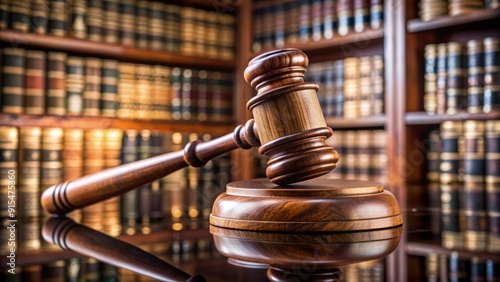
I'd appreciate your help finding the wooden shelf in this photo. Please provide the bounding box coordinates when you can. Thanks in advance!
[4,226,211,266]
[253,29,384,56]
[253,0,296,9]
[406,241,500,262]
[0,114,235,135]
[0,31,236,69]
[326,115,386,129]
[405,111,500,125]
[407,8,500,33]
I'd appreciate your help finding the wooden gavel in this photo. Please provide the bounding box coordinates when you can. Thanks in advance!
[42,48,340,214]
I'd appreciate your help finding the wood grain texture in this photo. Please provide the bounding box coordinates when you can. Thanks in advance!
[210,178,403,232]
[42,217,205,282]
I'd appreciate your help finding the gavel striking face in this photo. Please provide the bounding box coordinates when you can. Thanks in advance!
[41,48,340,214]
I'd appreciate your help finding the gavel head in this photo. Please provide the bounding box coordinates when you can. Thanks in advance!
[244,48,339,185]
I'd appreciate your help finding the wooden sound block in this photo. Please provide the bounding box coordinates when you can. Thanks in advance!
[210,178,403,232]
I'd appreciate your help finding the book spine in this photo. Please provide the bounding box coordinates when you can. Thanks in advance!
[333,60,344,117]
[323,63,335,117]
[470,257,486,282]
[62,129,84,181]
[158,65,172,120]
[424,44,438,114]
[102,129,122,237]
[485,120,500,252]
[18,127,41,220]
[32,0,48,34]
[252,8,263,53]
[218,14,235,60]
[164,5,181,53]
[210,71,233,123]
[353,0,369,33]
[200,135,214,220]
[40,127,64,192]
[370,0,383,29]
[440,121,462,184]
[87,0,103,42]
[463,121,485,182]
[117,63,135,118]
[275,3,286,47]
[69,0,87,39]
[467,40,485,113]
[83,58,102,116]
[82,130,105,230]
[9,0,30,32]
[370,130,387,184]
[337,0,352,36]
[186,133,201,224]
[0,0,8,30]
[299,0,311,43]
[41,260,66,282]
[103,0,119,44]
[446,42,467,114]
[461,183,488,251]
[372,55,384,114]
[343,57,360,118]
[286,1,300,45]
[121,130,139,234]
[196,70,208,122]
[483,37,500,113]
[81,258,101,282]
[135,64,151,119]
[48,0,68,37]
[24,50,46,115]
[119,0,135,47]
[436,43,448,114]
[355,130,371,180]
[427,129,442,182]
[441,184,462,249]
[149,2,165,51]
[323,0,336,40]
[2,48,25,114]
[193,9,206,58]
[0,127,18,219]
[358,56,373,117]
[448,252,469,282]
[66,56,85,115]
[46,52,67,115]
[150,131,164,223]
[311,0,322,41]
[171,67,182,120]
[180,7,196,55]
[135,1,149,49]
[100,60,118,117]
[181,68,195,121]
[343,130,357,179]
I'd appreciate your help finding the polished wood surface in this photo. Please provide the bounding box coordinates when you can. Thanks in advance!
[42,217,205,282]
[210,224,402,281]
[41,48,340,214]
[210,178,402,232]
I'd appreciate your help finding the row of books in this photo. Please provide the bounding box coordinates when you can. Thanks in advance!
[252,0,383,52]
[425,252,498,282]
[339,259,385,282]
[0,0,236,59]
[305,55,384,118]
[0,47,234,121]
[418,0,499,22]
[425,120,499,252]
[0,126,231,253]
[325,129,387,185]
[423,37,499,115]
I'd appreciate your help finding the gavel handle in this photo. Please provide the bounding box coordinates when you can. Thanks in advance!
[41,120,260,214]
[42,217,206,282]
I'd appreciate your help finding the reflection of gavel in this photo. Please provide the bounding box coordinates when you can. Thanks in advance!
[41,48,340,214]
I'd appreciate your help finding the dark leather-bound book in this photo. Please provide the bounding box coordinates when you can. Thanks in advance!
[466,40,485,113]
[436,43,448,114]
[164,4,180,53]
[181,68,196,121]
[117,63,135,119]
[2,48,25,114]
[171,67,182,120]
[359,56,373,117]
[69,0,86,39]
[370,0,383,29]
[135,64,151,120]
[66,56,85,115]
[103,129,122,237]
[337,0,352,36]
[372,55,384,114]
[424,44,438,114]
[100,60,118,117]
[18,127,42,219]
[299,0,311,43]
[135,1,149,49]
[252,8,263,53]
[9,0,30,32]
[446,42,467,114]
[0,126,18,219]
[87,0,102,42]
[353,0,369,33]
[32,0,48,34]
[275,3,286,47]
[119,0,135,47]
[483,37,499,113]
[83,58,102,117]
[46,52,67,115]
[0,0,8,30]
[148,1,164,51]
[48,0,67,37]
[323,0,336,40]
[42,260,66,282]
[138,130,153,231]
[24,50,46,115]
[485,120,500,252]
[103,0,119,44]
[150,131,164,224]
